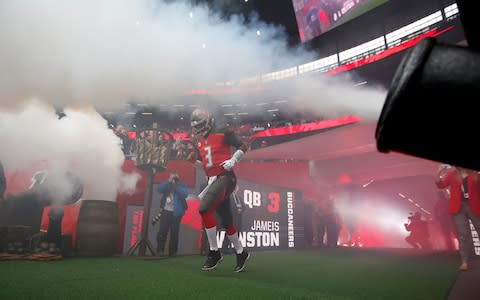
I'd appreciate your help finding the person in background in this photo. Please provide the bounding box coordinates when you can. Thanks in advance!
[325,196,341,248]
[315,195,340,248]
[154,171,189,257]
[173,136,187,160]
[436,165,480,270]
[0,160,6,202]
[114,125,132,156]
[46,205,64,254]
[0,161,6,225]
[314,201,327,247]
[404,212,431,250]
[188,108,250,272]
[434,189,456,251]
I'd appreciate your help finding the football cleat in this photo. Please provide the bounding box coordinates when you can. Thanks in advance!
[201,250,223,271]
[234,250,250,273]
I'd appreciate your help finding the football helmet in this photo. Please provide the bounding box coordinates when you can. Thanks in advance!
[191,108,212,137]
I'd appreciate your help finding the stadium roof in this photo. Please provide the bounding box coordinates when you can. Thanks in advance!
[243,122,439,184]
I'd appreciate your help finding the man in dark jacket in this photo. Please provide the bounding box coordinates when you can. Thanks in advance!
[0,160,6,201]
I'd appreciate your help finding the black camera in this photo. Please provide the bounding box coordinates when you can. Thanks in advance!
[170,171,179,183]
[152,211,162,225]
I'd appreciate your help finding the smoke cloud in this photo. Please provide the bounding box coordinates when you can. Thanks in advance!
[0,0,388,202]
[0,103,137,201]
[0,0,386,119]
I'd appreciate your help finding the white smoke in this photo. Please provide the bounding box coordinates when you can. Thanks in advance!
[0,0,386,119]
[0,102,137,201]
[0,0,388,201]
[261,74,386,120]
[118,172,141,195]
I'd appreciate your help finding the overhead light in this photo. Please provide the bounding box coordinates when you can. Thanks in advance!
[141,112,153,115]
[267,109,279,112]
[125,112,136,115]
[354,81,368,86]
[256,30,261,36]
[362,179,374,188]
[189,11,193,18]
[256,102,268,106]
[221,104,233,107]
[237,112,249,115]
[421,208,431,215]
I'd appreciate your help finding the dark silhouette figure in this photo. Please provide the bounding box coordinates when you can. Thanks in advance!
[405,212,432,250]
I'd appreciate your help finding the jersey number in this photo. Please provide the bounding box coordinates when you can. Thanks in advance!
[267,192,280,213]
[203,146,213,167]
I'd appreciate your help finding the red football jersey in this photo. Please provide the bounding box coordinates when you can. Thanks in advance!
[195,133,232,177]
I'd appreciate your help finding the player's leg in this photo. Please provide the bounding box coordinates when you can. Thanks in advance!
[216,176,250,272]
[198,177,229,270]
[452,206,470,270]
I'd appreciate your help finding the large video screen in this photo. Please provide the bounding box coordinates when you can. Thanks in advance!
[293,0,390,42]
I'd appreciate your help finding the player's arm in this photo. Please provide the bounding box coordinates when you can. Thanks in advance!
[186,150,197,163]
[221,128,248,171]
[187,139,202,165]
[186,145,203,168]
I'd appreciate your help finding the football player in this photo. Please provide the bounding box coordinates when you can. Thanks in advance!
[188,108,250,272]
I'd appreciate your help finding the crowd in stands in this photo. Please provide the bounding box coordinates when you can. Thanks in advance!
[114,125,196,161]
[113,114,326,160]
[170,137,196,160]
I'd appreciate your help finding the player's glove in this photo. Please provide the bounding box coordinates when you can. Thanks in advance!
[221,149,244,171]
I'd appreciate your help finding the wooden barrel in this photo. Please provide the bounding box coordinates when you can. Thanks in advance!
[0,225,32,253]
[76,200,118,257]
